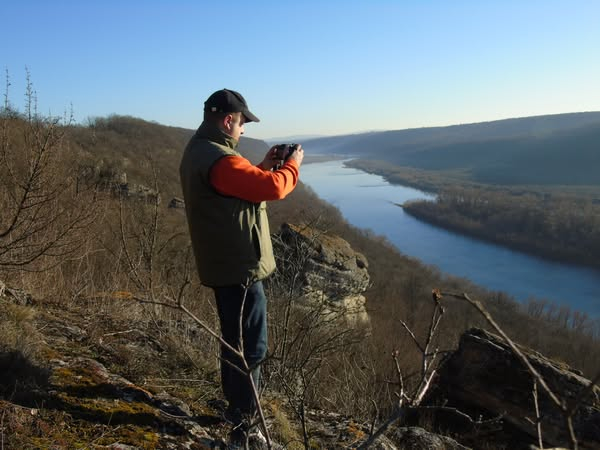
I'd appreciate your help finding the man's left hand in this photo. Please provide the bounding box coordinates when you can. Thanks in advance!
[260,146,284,171]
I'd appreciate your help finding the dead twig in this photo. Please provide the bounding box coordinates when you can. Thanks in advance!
[362,291,447,448]
[533,380,544,450]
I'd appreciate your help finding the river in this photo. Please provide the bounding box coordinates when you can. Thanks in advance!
[300,159,600,317]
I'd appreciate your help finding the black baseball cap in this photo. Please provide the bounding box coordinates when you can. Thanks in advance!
[204,89,260,123]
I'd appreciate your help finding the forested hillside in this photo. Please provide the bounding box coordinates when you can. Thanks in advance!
[304,112,600,186]
[403,187,600,269]
[68,115,269,200]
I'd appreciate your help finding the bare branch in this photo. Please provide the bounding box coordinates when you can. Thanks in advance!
[440,291,582,450]
[357,407,406,449]
[398,319,424,353]
[441,291,563,409]
[532,380,544,450]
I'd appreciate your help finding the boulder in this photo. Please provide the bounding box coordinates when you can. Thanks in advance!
[429,328,600,449]
[274,223,370,323]
[0,281,33,306]
[390,427,470,450]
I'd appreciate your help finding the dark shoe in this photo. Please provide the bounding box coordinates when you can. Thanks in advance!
[224,409,270,449]
[247,427,268,449]
[224,407,255,431]
[226,425,248,449]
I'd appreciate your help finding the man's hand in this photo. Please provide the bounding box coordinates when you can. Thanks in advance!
[261,144,304,170]
[260,146,281,171]
[288,145,304,167]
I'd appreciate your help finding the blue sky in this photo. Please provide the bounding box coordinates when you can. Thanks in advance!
[2,0,599,140]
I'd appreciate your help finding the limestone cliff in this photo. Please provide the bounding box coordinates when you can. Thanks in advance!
[273,223,371,324]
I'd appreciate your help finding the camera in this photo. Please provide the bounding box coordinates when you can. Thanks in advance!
[274,143,299,161]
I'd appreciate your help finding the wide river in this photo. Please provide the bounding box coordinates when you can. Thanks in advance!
[300,160,600,317]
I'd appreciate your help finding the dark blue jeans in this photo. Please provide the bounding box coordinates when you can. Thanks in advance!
[213,281,268,416]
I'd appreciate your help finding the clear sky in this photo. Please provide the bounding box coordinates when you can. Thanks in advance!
[2,0,599,140]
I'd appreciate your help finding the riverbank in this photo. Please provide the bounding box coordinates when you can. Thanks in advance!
[300,159,600,317]
[344,158,466,194]
[346,159,600,272]
[401,200,600,271]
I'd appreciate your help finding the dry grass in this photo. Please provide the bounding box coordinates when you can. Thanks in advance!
[0,301,43,378]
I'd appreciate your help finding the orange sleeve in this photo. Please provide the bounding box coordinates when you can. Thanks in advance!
[209,155,299,203]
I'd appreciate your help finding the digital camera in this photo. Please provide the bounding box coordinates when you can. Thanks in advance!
[274,143,299,160]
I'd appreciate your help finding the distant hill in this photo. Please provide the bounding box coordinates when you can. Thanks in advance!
[265,134,326,145]
[302,112,600,185]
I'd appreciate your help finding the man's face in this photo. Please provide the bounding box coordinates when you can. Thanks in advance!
[226,113,245,141]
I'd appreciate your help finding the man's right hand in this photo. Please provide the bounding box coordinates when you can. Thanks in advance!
[288,145,304,167]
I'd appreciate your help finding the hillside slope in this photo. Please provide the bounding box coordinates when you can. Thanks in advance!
[68,115,269,199]
[304,112,600,185]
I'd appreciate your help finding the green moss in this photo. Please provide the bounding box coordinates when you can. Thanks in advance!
[52,364,107,388]
[40,345,63,360]
[15,421,160,449]
[106,426,160,448]
[54,392,158,426]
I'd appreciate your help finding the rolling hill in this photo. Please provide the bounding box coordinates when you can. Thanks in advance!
[303,112,600,185]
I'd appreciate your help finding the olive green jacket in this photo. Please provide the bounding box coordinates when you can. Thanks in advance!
[179,123,276,287]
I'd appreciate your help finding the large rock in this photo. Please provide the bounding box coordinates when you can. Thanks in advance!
[274,223,370,323]
[36,356,213,448]
[390,427,470,450]
[302,409,469,449]
[430,328,600,449]
[0,280,33,306]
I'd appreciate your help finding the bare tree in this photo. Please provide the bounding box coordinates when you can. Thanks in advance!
[0,70,96,272]
[359,288,528,450]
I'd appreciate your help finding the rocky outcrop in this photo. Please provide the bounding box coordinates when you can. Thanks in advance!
[390,427,470,449]
[0,279,32,305]
[77,164,160,204]
[428,328,600,449]
[274,223,370,323]
[47,356,213,449]
[301,409,469,449]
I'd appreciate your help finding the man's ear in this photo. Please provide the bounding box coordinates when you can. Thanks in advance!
[223,113,234,131]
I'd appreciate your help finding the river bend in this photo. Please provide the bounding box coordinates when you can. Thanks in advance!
[300,160,600,317]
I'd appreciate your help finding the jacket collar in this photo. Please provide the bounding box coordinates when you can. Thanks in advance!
[196,122,239,150]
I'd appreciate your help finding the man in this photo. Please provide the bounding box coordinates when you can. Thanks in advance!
[179,89,303,442]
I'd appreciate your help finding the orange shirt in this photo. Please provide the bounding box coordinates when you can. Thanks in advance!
[209,155,299,203]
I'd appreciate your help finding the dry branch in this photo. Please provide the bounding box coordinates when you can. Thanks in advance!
[440,291,588,450]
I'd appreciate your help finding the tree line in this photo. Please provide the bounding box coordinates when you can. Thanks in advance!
[403,186,600,269]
